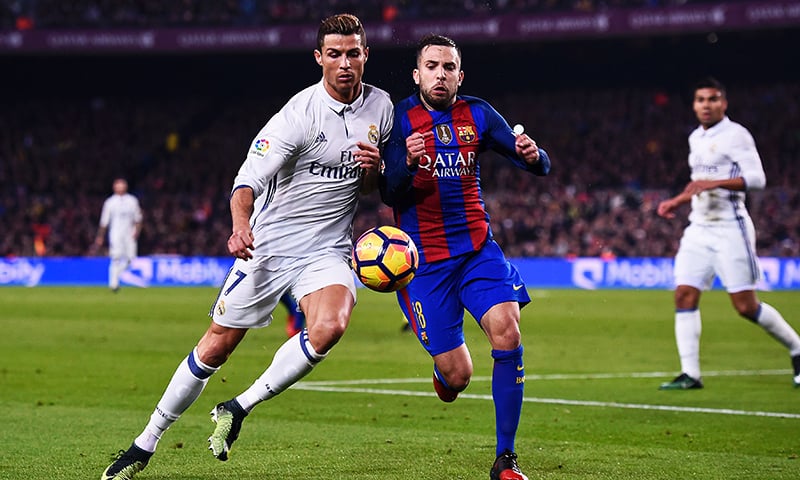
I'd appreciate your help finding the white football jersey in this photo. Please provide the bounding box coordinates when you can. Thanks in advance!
[99,193,142,244]
[232,80,393,258]
[687,116,766,224]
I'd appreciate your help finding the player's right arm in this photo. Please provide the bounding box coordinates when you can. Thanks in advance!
[228,187,255,260]
[94,199,111,247]
[227,105,305,260]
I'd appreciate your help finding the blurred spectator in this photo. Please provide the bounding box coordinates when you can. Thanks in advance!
[0,0,754,30]
[1,80,797,259]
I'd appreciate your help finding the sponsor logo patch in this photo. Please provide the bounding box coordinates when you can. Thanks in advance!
[434,124,453,145]
[251,138,270,156]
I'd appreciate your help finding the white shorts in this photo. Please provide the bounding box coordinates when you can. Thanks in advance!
[673,219,761,293]
[209,251,357,329]
[109,235,137,261]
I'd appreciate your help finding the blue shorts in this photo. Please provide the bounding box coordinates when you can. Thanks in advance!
[395,239,531,356]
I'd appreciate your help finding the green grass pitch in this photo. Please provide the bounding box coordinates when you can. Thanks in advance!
[1,287,798,479]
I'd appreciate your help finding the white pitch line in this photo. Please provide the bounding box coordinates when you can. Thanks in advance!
[298,369,792,386]
[291,384,800,419]
[292,369,800,420]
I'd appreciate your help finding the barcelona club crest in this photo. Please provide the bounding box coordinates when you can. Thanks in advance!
[368,124,380,144]
[434,124,453,145]
[456,125,476,143]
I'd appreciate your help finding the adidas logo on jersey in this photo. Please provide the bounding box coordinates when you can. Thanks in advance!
[315,131,327,143]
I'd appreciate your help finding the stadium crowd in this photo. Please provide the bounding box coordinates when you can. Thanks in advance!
[2,81,798,259]
[2,0,746,30]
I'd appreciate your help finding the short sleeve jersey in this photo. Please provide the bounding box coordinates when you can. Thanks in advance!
[687,116,766,225]
[99,193,142,243]
[232,81,393,258]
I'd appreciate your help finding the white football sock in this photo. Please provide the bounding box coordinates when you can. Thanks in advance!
[134,348,218,452]
[236,329,326,412]
[675,309,702,379]
[756,303,800,356]
[109,258,123,289]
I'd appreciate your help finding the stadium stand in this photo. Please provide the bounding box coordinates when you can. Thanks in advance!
[3,80,798,258]
[1,1,798,259]
[1,1,751,29]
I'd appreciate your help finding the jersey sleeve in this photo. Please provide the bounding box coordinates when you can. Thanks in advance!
[476,99,551,176]
[728,125,766,190]
[380,103,415,207]
[133,197,143,223]
[99,199,111,228]
[232,105,307,198]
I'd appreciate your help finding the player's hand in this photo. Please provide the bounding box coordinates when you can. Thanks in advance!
[657,199,678,218]
[405,131,432,168]
[228,228,255,260]
[354,141,380,172]
[515,133,540,164]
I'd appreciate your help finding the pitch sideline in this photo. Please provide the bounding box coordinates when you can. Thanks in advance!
[293,369,800,420]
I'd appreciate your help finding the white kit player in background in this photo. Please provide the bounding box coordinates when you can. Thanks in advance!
[95,177,142,292]
[101,13,393,480]
[657,76,800,390]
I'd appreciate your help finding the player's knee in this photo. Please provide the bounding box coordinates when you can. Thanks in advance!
[674,286,699,310]
[196,345,232,368]
[733,302,759,320]
[730,292,760,320]
[307,317,348,353]
[443,368,472,392]
[487,323,522,351]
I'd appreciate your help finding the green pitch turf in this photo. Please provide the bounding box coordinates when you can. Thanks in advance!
[1,287,798,479]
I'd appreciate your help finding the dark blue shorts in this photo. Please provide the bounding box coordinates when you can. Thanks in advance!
[395,239,531,356]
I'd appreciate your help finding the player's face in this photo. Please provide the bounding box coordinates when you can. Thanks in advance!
[315,34,368,104]
[113,179,127,195]
[414,45,463,111]
[693,87,727,129]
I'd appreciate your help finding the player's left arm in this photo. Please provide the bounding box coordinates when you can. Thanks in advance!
[356,141,381,194]
[480,100,550,176]
[133,199,143,240]
[360,101,394,194]
[727,127,766,191]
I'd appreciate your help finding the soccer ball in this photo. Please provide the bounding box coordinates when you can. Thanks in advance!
[352,226,418,292]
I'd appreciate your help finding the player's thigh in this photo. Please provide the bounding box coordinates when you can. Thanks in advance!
[293,252,357,308]
[396,259,466,357]
[210,256,291,329]
[461,240,530,326]
[108,239,126,259]
[673,225,715,290]
[716,220,760,292]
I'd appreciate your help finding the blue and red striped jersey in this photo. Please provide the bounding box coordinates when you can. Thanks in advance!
[381,94,550,264]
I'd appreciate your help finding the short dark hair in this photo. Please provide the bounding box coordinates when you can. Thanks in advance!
[416,34,461,65]
[694,76,726,97]
[317,13,366,51]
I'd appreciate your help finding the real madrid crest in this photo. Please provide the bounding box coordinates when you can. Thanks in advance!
[368,124,379,144]
[434,124,453,145]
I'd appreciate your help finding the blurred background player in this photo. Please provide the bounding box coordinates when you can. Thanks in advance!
[281,293,306,337]
[94,178,142,292]
[657,77,800,390]
[100,13,392,480]
[381,34,550,480]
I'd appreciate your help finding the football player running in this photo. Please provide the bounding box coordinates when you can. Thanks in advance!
[101,13,392,479]
[381,34,551,480]
[657,77,800,390]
